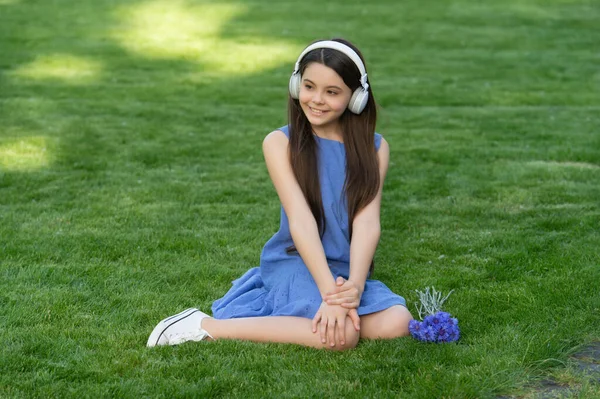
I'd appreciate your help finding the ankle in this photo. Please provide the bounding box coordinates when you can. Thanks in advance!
[202,317,216,339]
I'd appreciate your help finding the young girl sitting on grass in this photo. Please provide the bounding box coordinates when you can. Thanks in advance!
[147,38,412,351]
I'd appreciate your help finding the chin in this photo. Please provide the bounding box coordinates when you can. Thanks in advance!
[306,116,332,128]
[301,109,330,125]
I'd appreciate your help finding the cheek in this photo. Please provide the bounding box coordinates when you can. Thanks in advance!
[298,87,312,104]
[298,93,310,105]
[332,97,351,112]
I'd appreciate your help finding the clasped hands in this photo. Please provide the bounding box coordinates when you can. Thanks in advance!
[311,276,362,348]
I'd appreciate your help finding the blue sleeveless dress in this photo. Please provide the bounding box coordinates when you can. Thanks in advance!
[211,125,406,319]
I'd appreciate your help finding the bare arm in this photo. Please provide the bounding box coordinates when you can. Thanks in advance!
[262,130,337,298]
[324,138,390,307]
[348,137,389,293]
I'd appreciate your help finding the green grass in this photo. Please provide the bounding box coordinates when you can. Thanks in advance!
[1,0,599,397]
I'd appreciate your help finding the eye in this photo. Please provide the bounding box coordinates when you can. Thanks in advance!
[327,90,338,95]
[304,84,313,90]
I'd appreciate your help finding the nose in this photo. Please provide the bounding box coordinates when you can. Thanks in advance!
[312,91,324,104]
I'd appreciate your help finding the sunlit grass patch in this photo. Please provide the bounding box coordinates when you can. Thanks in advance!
[111,0,297,75]
[0,136,53,171]
[8,54,102,84]
[112,0,240,56]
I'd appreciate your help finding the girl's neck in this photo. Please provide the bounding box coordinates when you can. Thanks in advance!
[312,123,343,143]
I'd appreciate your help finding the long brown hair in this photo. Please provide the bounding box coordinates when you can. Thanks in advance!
[287,38,380,267]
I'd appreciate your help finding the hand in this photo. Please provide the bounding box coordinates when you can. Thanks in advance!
[324,276,362,309]
[311,302,360,347]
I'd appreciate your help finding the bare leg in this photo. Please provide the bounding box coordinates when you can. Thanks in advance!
[202,316,360,351]
[359,305,413,340]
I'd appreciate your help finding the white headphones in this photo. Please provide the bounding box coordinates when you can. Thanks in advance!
[288,40,370,115]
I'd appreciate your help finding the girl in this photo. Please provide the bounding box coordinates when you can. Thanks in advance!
[147,38,412,351]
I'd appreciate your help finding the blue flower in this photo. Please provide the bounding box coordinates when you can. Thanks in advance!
[423,325,436,341]
[408,319,422,338]
[410,287,460,343]
[409,311,460,343]
[437,312,451,322]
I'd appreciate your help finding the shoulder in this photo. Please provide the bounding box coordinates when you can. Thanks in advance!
[263,126,289,153]
[267,125,289,139]
[263,126,293,164]
[263,125,289,146]
[375,134,389,171]
[374,133,388,153]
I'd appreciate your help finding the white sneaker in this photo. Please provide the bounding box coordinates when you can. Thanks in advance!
[147,308,213,347]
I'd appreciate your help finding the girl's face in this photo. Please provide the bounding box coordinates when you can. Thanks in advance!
[299,62,352,134]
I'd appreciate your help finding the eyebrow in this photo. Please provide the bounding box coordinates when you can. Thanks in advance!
[302,78,343,91]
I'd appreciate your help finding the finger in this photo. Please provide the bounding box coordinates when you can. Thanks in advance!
[328,319,336,347]
[340,300,360,309]
[326,298,342,305]
[326,297,351,306]
[320,316,327,344]
[337,316,346,346]
[331,291,356,299]
[349,309,361,331]
[334,281,351,292]
[325,290,354,301]
[325,296,360,308]
[336,276,345,286]
[312,312,321,333]
[327,290,353,298]
[328,285,356,299]
[325,286,342,296]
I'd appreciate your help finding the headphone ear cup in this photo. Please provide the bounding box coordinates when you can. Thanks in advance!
[289,72,301,99]
[348,88,369,114]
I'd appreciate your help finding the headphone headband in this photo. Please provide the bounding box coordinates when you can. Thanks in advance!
[292,40,369,92]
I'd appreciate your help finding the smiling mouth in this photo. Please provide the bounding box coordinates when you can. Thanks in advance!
[309,107,327,115]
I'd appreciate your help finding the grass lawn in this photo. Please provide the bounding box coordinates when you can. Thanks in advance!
[1,0,599,397]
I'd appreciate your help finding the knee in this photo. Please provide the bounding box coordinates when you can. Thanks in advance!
[377,306,413,339]
[326,322,360,352]
[381,317,411,339]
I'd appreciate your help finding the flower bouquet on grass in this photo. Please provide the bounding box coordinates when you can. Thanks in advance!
[409,287,460,343]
